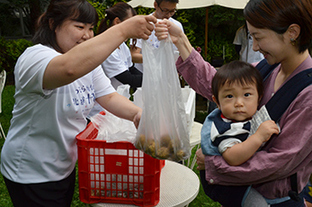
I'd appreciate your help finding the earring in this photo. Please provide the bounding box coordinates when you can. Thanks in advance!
[290,38,297,46]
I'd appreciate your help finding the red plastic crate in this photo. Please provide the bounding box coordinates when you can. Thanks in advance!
[76,120,164,206]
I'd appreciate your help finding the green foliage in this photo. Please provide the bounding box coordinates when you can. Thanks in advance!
[87,0,132,32]
[175,10,196,45]
[0,85,15,156]
[0,37,33,78]
[87,1,107,21]
[0,3,24,37]
[203,6,244,62]
[134,7,154,15]
[1,1,245,64]
[0,0,50,36]
[128,4,244,63]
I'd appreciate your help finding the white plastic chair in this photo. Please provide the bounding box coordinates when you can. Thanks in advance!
[0,70,6,139]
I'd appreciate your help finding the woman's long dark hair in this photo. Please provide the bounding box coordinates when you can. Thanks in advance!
[32,0,98,53]
[97,2,136,35]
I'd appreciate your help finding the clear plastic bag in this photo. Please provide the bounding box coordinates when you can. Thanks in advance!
[91,110,137,143]
[90,84,136,143]
[134,36,190,161]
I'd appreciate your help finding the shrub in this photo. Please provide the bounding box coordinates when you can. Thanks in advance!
[0,37,33,82]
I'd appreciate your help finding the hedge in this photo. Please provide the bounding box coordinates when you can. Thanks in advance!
[0,37,33,83]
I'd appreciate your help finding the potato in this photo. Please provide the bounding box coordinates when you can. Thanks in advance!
[134,134,146,150]
[160,135,171,147]
[176,149,186,160]
[147,139,156,157]
[135,133,186,161]
[156,147,170,159]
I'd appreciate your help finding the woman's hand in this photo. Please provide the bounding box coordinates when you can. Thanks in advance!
[196,148,205,170]
[121,15,157,40]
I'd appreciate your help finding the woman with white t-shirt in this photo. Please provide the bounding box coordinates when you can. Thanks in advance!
[98,2,143,90]
[0,0,156,206]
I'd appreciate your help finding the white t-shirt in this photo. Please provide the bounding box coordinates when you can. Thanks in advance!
[102,42,133,89]
[0,44,115,183]
[130,15,184,73]
[233,26,264,64]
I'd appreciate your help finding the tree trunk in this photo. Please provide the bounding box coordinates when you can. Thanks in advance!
[28,0,41,35]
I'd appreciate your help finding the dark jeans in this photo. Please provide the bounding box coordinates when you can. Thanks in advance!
[3,167,76,207]
[200,170,305,207]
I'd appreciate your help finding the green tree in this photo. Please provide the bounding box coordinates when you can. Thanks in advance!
[0,0,50,37]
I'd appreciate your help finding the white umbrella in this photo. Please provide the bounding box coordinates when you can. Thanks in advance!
[128,0,249,57]
[128,0,249,9]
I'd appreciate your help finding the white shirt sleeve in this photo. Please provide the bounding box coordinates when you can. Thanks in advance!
[218,138,242,154]
[101,44,129,78]
[15,44,60,96]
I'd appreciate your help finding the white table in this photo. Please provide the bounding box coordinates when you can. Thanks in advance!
[185,122,202,169]
[92,160,200,207]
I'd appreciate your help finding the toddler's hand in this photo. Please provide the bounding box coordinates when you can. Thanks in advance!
[255,120,280,142]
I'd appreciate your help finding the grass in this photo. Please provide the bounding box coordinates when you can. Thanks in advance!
[0,85,221,207]
[0,85,15,207]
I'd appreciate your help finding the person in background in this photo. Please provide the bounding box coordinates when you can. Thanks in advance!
[130,0,184,73]
[155,0,312,206]
[233,23,264,64]
[0,0,157,206]
[88,2,143,118]
[97,2,142,91]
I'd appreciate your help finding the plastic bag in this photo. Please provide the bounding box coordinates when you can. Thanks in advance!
[133,88,143,108]
[116,84,131,99]
[91,110,137,143]
[134,36,190,161]
[90,84,136,143]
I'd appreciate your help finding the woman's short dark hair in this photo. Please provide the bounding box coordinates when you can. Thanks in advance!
[212,60,264,104]
[97,2,136,35]
[244,0,312,53]
[155,0,179,5]
[32,0,98,53]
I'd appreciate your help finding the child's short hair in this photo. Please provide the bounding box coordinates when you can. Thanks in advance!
[212,60,264,104]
